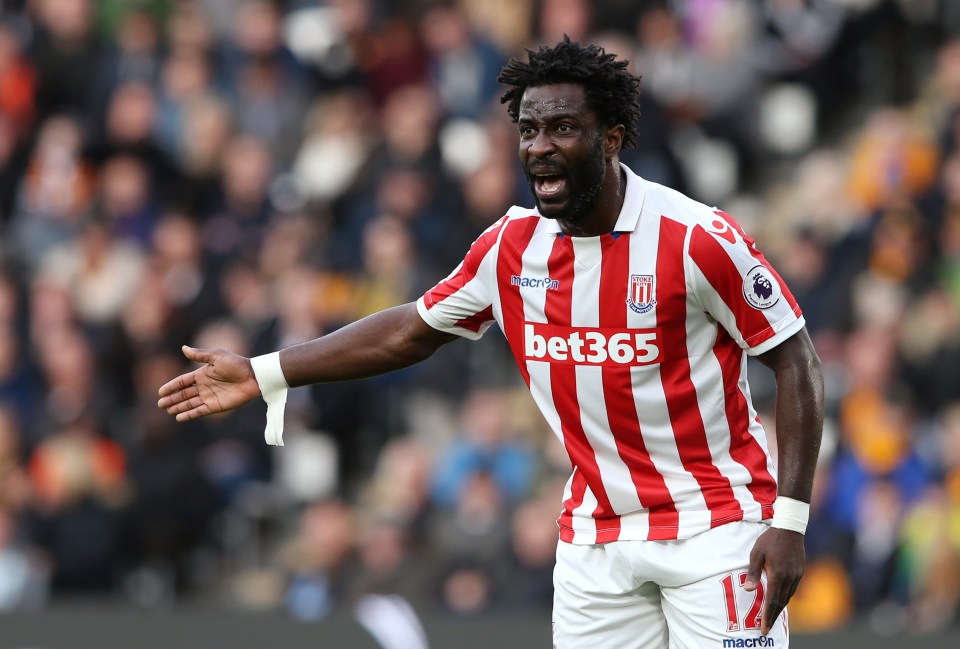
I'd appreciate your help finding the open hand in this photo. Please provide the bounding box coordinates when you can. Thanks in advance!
[157,345,262,421]
[743,527,805,635]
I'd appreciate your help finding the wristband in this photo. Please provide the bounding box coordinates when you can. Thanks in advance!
[771,496,809,534]
[250,352,289,446]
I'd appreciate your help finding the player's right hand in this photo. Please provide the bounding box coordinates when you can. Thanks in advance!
[157,345,262,421]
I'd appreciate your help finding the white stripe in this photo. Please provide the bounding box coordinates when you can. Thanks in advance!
[571,484,599,544]
[570,237,643,517]
[627,211,705,537]
[737,354,779,482]
[683,308,759,514]
[695,219,797,336]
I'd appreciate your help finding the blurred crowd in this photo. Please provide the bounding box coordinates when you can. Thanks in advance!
[0,0,959,637]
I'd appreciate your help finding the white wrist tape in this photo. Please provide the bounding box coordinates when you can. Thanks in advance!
[250,352,289,447]
[771,496,809,534]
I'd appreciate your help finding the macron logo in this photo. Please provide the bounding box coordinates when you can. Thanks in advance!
[723,638,775,648]
[511,275,559,290]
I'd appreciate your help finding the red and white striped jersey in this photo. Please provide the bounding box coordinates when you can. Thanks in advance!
[417,164,804,544]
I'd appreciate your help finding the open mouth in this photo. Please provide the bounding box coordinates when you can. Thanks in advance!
[533,173,567,199]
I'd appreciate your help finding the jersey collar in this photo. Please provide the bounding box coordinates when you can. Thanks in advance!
[541,163,646,235]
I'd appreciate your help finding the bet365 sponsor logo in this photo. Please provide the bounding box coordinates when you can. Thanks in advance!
[523,322,661,367]
[722,637,775,647]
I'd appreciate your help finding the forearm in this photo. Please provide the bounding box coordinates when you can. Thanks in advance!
[277,302,456,387]
[771,348,824,502]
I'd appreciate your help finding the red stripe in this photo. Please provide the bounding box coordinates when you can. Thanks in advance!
[557,468,586,542]
[714,211,803,318]
[454,305,493,333]
[495,217,540,386]
[714,210,797,313]
[424,217,507,309]
[713,328,777,510]
[688,225,778,345]
[699,211,801,337]
[658,217,741,527]
[599,233,678,540]
[544,236,619,542]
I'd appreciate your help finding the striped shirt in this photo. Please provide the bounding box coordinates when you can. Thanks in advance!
[417,164,804,544]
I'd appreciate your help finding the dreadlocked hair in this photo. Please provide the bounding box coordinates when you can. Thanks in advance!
[498,36,642,149]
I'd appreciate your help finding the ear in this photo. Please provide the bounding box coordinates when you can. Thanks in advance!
[604,124,625,159]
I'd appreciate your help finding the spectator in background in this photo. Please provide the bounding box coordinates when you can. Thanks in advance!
[292,89,376,208]
[154,46,218,162]
[0,278,41,430]
[30,0,101,121]
[25,415,129,592]
[191,318,271,504]
[280,498,355,620]
[847,108,939,215]
[225,0,310,165]
[39,217,146,327]
[0,505,46,610]
[507,479,567,610]
[201,134,273,263]
[92,5,162,114]
[121,350,219,599]
[538,0,592,44]
[430,388,536,510]
[0,18,36,134]
[419,3,505,121]
[8,115,95,271]
[173,93,233,213]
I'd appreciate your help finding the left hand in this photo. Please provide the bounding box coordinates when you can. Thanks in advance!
[742,527,805,635]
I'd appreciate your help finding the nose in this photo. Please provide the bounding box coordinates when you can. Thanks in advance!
[527,128,555,159]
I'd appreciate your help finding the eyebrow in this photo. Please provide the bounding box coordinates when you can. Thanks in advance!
[517,110,582,123]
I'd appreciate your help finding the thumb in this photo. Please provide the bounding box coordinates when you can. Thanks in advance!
[182,345,213,364]
[743,546,764,592]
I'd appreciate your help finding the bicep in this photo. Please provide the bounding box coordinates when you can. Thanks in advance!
[401,302,462,353]
[755,327,820,376]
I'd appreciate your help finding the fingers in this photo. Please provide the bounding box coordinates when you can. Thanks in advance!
[743,545,763,592]
[760,573,798,635]
[160,387,203,415]
[158,373,195,400]
[174,400,213,422]
[157,347,225,423]
[158,347,213,399]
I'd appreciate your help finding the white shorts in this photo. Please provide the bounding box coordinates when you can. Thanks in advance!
[552,521,789,649]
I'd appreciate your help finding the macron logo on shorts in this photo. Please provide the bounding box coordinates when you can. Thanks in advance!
[722,638,776,648]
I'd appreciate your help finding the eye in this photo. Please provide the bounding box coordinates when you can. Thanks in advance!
[520,125,536,137]
[556,123,573,133]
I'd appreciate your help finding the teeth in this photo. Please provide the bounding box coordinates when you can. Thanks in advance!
[540,176,564,193]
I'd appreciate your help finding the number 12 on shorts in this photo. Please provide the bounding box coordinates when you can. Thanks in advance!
[720,572,764,632]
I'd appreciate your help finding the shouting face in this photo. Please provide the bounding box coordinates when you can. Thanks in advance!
[518,83,607,226]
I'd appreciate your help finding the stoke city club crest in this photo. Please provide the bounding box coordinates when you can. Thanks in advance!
[627,275,657,314]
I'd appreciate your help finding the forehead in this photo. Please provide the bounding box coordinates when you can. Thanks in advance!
[518,83,591,120]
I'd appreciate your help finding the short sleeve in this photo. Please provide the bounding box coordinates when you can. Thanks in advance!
[687,211,804,356]
[416,217,505,340]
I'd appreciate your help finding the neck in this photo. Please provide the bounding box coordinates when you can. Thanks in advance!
[558,162,626,237]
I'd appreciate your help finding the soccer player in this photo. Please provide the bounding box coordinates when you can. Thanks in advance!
[158,38,823,648]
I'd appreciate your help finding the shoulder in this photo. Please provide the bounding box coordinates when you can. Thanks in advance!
[504,204,542,224]
[641,179,722,232]
[461,206,542,264]
[640,180,756,256]
[493,204,546,240]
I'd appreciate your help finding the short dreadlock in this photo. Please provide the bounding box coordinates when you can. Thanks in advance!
[498,36,642,149]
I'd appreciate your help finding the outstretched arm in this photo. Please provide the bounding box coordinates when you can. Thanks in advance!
[158,302,459,421]
[745,327,824,635]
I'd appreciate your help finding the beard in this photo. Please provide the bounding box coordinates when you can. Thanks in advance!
[528,135,606,224]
